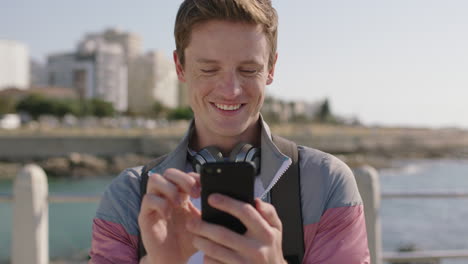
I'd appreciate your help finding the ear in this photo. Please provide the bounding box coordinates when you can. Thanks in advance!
[173,50,186,82]
[266,53,278,85]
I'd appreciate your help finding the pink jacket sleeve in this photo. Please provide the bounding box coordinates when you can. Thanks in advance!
[302,205,370,264]
[89,218,140,264]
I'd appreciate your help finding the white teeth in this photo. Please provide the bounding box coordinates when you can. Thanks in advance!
[215,103,242,111]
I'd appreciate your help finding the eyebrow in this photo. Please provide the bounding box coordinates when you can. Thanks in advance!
[196,58,218,64]
[195,58,263,66]
[239,60,263,66]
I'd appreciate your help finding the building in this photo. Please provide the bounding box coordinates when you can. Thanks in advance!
[47,52,80,89]
[0,40,30,90]
[178,82,189,107]
[77,38,128,112]
[261,96,325,123]
[80,28,187,113]
[82,28,142,61]
[46,38,128,112]
[44,27,185,114]
[292,100,322,119]
[30,59,48,87]
[0,87,79,101]
[128,51,179,114]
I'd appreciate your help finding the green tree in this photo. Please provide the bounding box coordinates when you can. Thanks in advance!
[50,99,81,117]
[316,98,334,123]
[89,99,115,117]
[0,97,17,115]
[260,110,280,124]
[291,114,308,123]
[16,95,112,118]
[167,107,193,120]
[16,95,54,119]
[152,101,169,118]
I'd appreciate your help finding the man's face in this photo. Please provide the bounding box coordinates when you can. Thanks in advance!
[174,20,276,141]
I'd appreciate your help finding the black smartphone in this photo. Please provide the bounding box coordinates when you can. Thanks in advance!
[200,161,255,234]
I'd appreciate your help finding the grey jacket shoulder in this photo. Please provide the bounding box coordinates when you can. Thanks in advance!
[298,146,363,225]
[95,166,144,236]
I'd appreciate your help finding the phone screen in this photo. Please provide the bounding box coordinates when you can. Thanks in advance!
[200,161,255,234]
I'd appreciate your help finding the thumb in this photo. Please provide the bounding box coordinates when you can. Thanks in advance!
[255,198,282,231]
[187,200,201,217]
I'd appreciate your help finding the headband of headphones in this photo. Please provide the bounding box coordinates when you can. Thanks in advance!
[187,142,261,175]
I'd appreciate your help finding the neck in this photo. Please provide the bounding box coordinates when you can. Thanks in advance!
[191,119,261,156]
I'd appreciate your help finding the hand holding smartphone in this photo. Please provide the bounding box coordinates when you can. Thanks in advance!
[200,161,255,234]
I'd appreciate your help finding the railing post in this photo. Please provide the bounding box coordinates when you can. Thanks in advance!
[12,164,49,264]
[354,165,382,264]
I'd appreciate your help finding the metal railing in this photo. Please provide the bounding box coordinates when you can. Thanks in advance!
[0,193,101,203]
[4,191,468,203]
[382,192,468,199]
[383,249,468,263]
[378,191,468,263]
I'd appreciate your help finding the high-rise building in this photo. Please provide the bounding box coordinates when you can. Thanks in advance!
[30,59,48,87]
[46,38,128,112]
[44,28,186,114]
[78,38,128,112]
[178,82,189,107]
[0,40,30,90]
[47,52,80,89]
[83,28,142,61]
[128,51,179,114]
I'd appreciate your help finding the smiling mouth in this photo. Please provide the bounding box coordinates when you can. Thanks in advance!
[214,103,243,111]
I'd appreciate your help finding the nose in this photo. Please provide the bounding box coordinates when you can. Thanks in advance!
[217,71,241,99]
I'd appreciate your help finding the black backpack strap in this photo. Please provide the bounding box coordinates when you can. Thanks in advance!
[138,155,168,260]
[271,135,305,264]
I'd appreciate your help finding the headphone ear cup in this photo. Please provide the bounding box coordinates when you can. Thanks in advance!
[229,143,252,162]
[229,143,261,175]
[199,146,224,162]
[246,147,261,175]
[191,154,206,174]
[191,146,224,173]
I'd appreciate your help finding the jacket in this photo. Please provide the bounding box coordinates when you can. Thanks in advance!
[89,119,370,263]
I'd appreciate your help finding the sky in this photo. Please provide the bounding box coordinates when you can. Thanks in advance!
[1,0,468,129]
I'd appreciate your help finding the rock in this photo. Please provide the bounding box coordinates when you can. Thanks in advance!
[110,153,153,174]
[0,162,21,179]
[338,154,393,170]
[68,153,108,178]
[39,157,70,177]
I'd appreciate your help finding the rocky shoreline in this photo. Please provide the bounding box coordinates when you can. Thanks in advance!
[0,153,155,180]
[2,149,467,180]
[2,124,468,180]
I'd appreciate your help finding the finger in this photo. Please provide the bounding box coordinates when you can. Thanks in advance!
[187,200,202,217]
[208,194,270,236]
[186,217,253,253]
[139,193,171,219]
[187,172,201,197]
[147,173,181,205]
[255,198,282,231]
[163,168,200,197]
[193,236,244,264]
[187,171,200,183]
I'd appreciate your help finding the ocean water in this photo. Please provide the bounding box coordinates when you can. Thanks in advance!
[380,159,468,264]
[1,159,468,263]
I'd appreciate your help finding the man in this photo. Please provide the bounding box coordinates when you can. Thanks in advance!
[90,0,370,263]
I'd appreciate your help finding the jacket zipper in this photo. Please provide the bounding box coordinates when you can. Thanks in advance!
[260,157,291,200]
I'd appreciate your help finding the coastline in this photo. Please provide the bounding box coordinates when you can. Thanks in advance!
[1,123,468,180]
